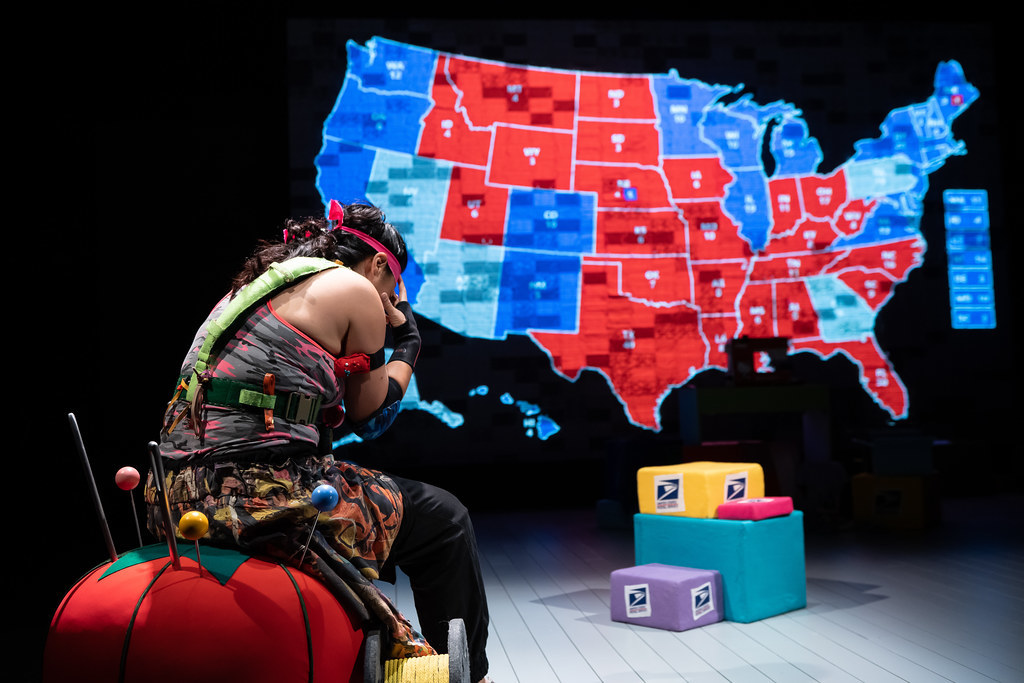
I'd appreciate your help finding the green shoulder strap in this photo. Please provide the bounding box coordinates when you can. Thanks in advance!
[185,257,340,402]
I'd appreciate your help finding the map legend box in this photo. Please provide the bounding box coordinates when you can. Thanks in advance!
[944,189,996,329]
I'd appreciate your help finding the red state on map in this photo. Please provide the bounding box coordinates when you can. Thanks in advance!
[791,337,908,418]
[574,164,672,208]
[489,124,575,190]
[768,177,803,237]
[836,270,896,311]
[834,198,878,236]
[749,251,839,282]
[824,238,924,281]
[679,201,754,262]
[595,209,687,254]
[618,255,693,304]
[764,217,841,254]
[418,68,492,165]
[737,283,776,338]
[575,119,661,166]
[664,157,735,201]
[530,261,707,430]
[691,261,749,314]
[440,166,509,245]
[799,169,847,219]
[700,315,741,370]
[443,56,578,129]
[578,74,656,118]
[774,281,822,339]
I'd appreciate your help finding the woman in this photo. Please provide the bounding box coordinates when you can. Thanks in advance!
[146,201,491,682]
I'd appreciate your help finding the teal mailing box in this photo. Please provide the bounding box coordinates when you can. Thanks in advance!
[634,511,806,623]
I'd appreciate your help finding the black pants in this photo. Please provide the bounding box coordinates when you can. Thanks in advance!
[385,476,490,682]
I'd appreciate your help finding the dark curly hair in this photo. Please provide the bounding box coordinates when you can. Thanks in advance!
[231,202,408,294]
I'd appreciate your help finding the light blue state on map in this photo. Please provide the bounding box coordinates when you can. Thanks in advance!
[414,239,506,339]
[804,275,877,342]
[843,155,919,201]
[363,148,453,304]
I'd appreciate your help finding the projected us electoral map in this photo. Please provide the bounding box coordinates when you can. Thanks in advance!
[315,36,978,432]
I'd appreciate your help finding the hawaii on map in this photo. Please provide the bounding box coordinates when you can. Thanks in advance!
[315,37,978,432]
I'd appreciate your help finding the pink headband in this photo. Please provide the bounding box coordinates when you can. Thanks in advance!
[327,199,402,284]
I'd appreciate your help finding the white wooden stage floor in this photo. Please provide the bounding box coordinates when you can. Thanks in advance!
[380,496,1023,683]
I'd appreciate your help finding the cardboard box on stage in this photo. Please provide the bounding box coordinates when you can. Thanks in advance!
[610,564,723,631]
[634,511,806,623]
[851,472,941,530]
[637,461,765,518]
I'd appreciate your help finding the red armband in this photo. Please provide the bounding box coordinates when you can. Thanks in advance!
[334,347,386,378]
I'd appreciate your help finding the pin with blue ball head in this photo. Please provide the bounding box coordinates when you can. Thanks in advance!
[298,484,339,568]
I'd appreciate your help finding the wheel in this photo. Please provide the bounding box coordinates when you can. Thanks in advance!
[446,618,470,683]
[363,629,383,683]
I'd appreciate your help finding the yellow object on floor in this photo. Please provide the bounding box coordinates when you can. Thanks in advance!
[637,461,765,518]
[384,654,450,682]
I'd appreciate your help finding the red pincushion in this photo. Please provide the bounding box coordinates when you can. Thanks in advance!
[43,545,364,683]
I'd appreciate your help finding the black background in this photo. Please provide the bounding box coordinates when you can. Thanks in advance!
[22,11,1019,682]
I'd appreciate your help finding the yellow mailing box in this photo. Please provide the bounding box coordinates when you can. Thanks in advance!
[637,461,765,518]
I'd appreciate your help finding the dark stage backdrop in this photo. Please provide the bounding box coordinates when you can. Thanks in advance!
[23,13,1018,683]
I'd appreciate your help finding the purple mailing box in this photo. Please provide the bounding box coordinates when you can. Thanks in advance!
[610,563,723,631]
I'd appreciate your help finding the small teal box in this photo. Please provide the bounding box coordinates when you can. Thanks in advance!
[634,511,806,622]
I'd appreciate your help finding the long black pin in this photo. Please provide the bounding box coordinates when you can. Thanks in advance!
[68,413,118,564]
[148,441,180,568]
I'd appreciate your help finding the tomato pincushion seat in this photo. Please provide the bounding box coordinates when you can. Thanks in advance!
[43,544,364,683]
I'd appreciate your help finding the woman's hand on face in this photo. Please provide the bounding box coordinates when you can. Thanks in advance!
[380,285,407,327]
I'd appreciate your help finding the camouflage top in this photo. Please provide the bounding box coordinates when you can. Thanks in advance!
[160,293,342,459]
[152,287,405,578]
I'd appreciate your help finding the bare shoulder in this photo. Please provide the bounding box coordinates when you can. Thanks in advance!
[272,266,384,355]
[303,264,377,300]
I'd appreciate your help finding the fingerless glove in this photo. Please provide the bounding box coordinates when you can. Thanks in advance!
[388,301,421,368]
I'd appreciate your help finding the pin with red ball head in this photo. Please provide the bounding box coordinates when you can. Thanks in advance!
[298,484,340,568]
[148,441,180,569]
[178,511,209,576]
[68,413,118,564]
[115,466,143,547]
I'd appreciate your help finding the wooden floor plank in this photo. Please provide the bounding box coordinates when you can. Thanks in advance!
[479,547,562,683]
[699,621,817,683]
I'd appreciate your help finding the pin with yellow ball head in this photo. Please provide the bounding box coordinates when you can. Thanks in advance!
[178,511,210,576]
